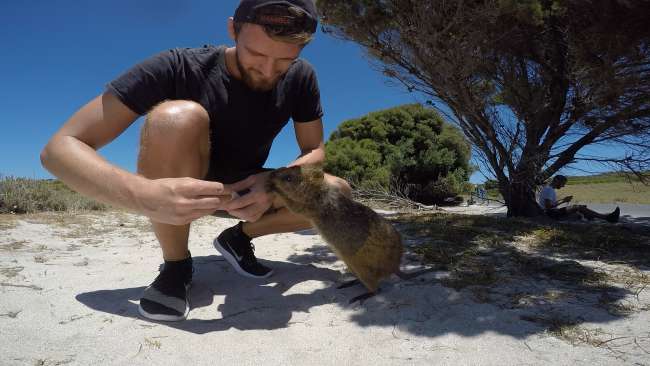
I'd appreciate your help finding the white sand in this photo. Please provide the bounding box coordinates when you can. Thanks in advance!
[1,210,649,365]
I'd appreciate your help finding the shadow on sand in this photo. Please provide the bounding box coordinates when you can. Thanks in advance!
[77,246,633,338]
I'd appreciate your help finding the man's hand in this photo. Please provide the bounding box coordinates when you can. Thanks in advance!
[222,171,275,222]
[138,177,234,225]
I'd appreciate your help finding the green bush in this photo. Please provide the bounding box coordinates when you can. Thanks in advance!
[325,104,472,204]
[416,167,469,204]
[0,176,107,214]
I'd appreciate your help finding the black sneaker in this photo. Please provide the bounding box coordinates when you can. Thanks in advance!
[214,222,273,278]
[138,254,193,322]
[606,207,620,223]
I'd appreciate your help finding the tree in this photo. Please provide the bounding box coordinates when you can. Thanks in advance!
[325,104,472,204]
[317,0,650,216]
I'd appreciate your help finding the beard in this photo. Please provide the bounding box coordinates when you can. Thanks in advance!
[235,50,280,92]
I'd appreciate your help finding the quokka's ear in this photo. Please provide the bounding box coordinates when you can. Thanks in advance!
[302,162,324,181]
[310,161,324,171]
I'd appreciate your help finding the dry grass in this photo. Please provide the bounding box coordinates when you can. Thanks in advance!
[0,215,18,230]
[482,172,650,205]
[0,266,24,278]
[557,181,650,204]
[550,323,610,347]
[33,255,48,263]
[520,313,625,349]
[21,212,112,239]
[144,337,162,349]
[0,310,22,318]
[0,176,107,214]
[22,211,91,226]
[527,314,650,356]
[392,212,650,306]
[20,211,148,239]
[393,210,649,356]
[0,240,27,251]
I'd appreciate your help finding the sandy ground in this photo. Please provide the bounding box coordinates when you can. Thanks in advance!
[1,207,649,366]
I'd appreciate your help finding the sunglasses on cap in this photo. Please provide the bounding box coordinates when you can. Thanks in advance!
[240,3,318,36]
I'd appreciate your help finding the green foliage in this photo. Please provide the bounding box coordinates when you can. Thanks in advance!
[483,179,499,190]
[325,104,471,204]
[322,137,391,186]
[0,176,107,214]
[565,172,649,186]
[318,0,650,216]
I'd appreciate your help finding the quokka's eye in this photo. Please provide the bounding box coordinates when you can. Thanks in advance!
[283,175,293,182]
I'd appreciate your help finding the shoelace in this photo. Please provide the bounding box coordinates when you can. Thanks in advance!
[232,224,259,263]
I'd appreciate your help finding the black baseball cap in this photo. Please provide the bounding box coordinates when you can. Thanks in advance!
[234,0,318,34]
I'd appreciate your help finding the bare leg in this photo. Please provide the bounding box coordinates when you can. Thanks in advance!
[568,205,617,221]
[242,174,352,238]
[242,203,312,238]
[137,101,211,261]
[578,207,609,220]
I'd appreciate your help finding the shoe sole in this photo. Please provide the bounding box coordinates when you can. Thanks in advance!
[137,283,191,322]
[213,238,273,279]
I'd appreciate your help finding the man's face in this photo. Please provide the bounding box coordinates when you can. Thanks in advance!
[234,23,302,92]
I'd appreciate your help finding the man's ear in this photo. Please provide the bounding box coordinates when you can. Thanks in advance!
[227,17,236,41]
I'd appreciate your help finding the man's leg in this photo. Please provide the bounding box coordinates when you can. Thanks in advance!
[137,100,211,260]
[214,174,352,278]
[137,100,210,321]
[572,205,620,222]
[243,174,352,237]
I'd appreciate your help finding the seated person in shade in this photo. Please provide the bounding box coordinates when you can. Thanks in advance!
[538,175,620,223]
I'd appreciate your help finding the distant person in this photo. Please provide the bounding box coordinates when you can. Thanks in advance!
[40,0,352,322]
[478,186,487,201]
[472,185,488,204]
[538,175,620,223]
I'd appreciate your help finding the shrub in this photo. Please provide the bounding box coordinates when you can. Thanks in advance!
[0,176,107,214]
[325,104,472,204]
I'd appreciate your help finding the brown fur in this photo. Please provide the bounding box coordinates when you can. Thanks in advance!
[267,164,427,302]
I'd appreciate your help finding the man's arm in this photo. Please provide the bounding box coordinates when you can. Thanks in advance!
[223,118,325,222]
[288,118,325,166]
[544,196,572,210]
[543,199,555,210]
[40,92,232,225]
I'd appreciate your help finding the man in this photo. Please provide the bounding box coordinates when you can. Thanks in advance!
[40,0,351,322]
[539,175,620,223]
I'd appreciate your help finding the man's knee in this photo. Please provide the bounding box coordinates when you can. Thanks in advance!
[325,174,352,198]
[138,100,211,177]
[143,100,210,144]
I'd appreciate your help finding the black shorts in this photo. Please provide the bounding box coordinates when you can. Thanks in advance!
[545,207,568,220]
[204,167,273,185]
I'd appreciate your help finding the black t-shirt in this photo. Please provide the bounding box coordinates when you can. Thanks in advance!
[106,45,323,183]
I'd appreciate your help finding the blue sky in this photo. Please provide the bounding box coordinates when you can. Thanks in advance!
[1,0,444,181]
[0,1,619,185]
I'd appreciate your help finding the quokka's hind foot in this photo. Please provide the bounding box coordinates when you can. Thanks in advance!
[349,289,379,304]
[337,279,360,289]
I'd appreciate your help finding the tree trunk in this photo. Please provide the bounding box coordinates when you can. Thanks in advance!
[501,178,543,218]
